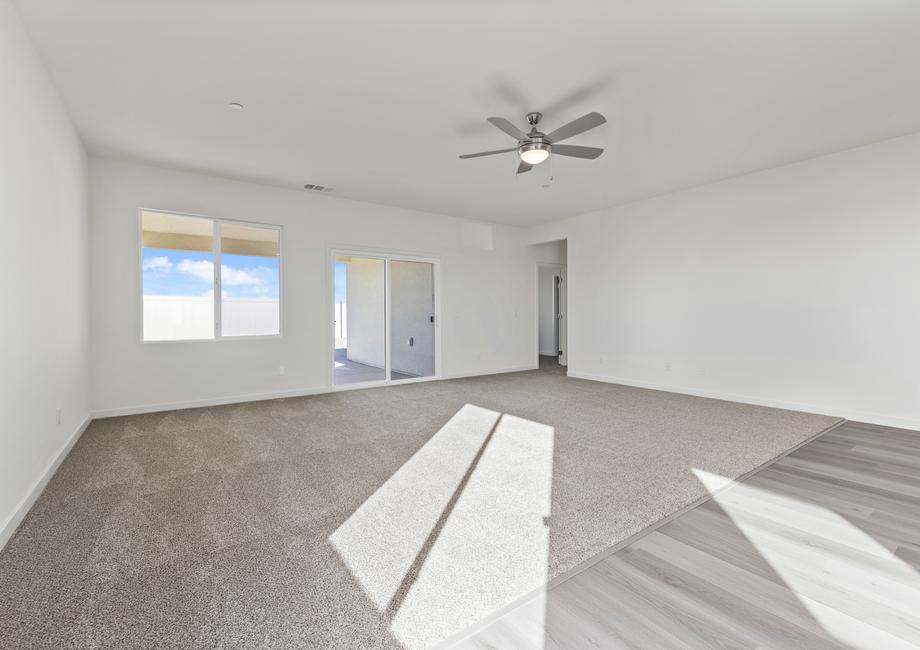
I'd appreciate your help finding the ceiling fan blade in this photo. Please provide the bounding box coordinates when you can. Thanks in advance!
[551,144,604,159]
[545,112,606,143]
[487,117,527,141]
[458,147,518,159]
[516,159,532,174]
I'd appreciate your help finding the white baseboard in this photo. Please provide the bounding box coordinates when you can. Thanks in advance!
[93,365,541,419]
[443,365,538,380]
[92,385,332,418]
[567,371,920,432]
[0,415,92,552]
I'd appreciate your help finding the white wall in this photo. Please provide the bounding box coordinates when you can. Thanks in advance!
[345,257,386,368]
[90,158,545,414]
[531,133,920,429]
[0,0,90,547]
[390,260,435,377]
[532,240,566,267]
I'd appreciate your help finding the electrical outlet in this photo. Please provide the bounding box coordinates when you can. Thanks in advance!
[699,367,706,376]
[279,366,286,375]
[56,408,62,425]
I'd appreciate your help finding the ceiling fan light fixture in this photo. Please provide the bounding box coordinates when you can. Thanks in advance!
[459,111,605,174]
[519,142,550,165]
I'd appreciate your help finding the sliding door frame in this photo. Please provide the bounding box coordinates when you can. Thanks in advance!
[327,247,442,391]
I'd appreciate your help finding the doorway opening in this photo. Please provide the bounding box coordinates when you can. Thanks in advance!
[332,251,439,388]
[535,239,567,371]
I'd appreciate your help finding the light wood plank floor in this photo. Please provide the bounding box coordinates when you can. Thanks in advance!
[450,421,920,649]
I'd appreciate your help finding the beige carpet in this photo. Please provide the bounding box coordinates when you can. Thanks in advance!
[0,368,840,648]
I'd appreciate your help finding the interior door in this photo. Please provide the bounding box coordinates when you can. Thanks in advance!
[554,274,561,359]
[558,269,567,366]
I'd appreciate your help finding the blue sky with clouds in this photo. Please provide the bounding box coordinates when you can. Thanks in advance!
[142,248,279,298]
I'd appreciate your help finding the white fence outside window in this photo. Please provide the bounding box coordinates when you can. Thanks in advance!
[143,296,280,340]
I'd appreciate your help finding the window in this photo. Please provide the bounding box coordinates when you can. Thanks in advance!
[141,210,281,341]
[218,222,281,337]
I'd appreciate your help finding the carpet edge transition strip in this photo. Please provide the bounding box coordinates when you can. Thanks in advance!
[436,416,848,649]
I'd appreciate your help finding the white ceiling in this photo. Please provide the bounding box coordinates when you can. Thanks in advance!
[14,0,920,225]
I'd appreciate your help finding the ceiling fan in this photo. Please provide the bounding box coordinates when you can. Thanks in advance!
[459,111,606,174]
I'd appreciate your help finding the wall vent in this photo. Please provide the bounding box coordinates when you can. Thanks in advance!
[303,183,334,193]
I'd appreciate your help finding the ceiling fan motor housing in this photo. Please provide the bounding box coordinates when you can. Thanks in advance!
[521,113,551,163]
[519,138,551,156]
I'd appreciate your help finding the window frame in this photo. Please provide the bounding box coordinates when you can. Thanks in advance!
[138,208,283,344]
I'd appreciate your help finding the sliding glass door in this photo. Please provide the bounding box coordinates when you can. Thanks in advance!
[333,255,386,385]
[389,260,435,381]
[332,253,437,387]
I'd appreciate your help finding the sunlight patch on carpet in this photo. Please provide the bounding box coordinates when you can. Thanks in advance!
[330,403,555,647]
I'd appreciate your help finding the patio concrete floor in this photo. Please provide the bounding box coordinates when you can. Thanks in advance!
[335,348,416,385]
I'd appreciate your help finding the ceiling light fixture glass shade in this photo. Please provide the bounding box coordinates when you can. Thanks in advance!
[519,142,550,165]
